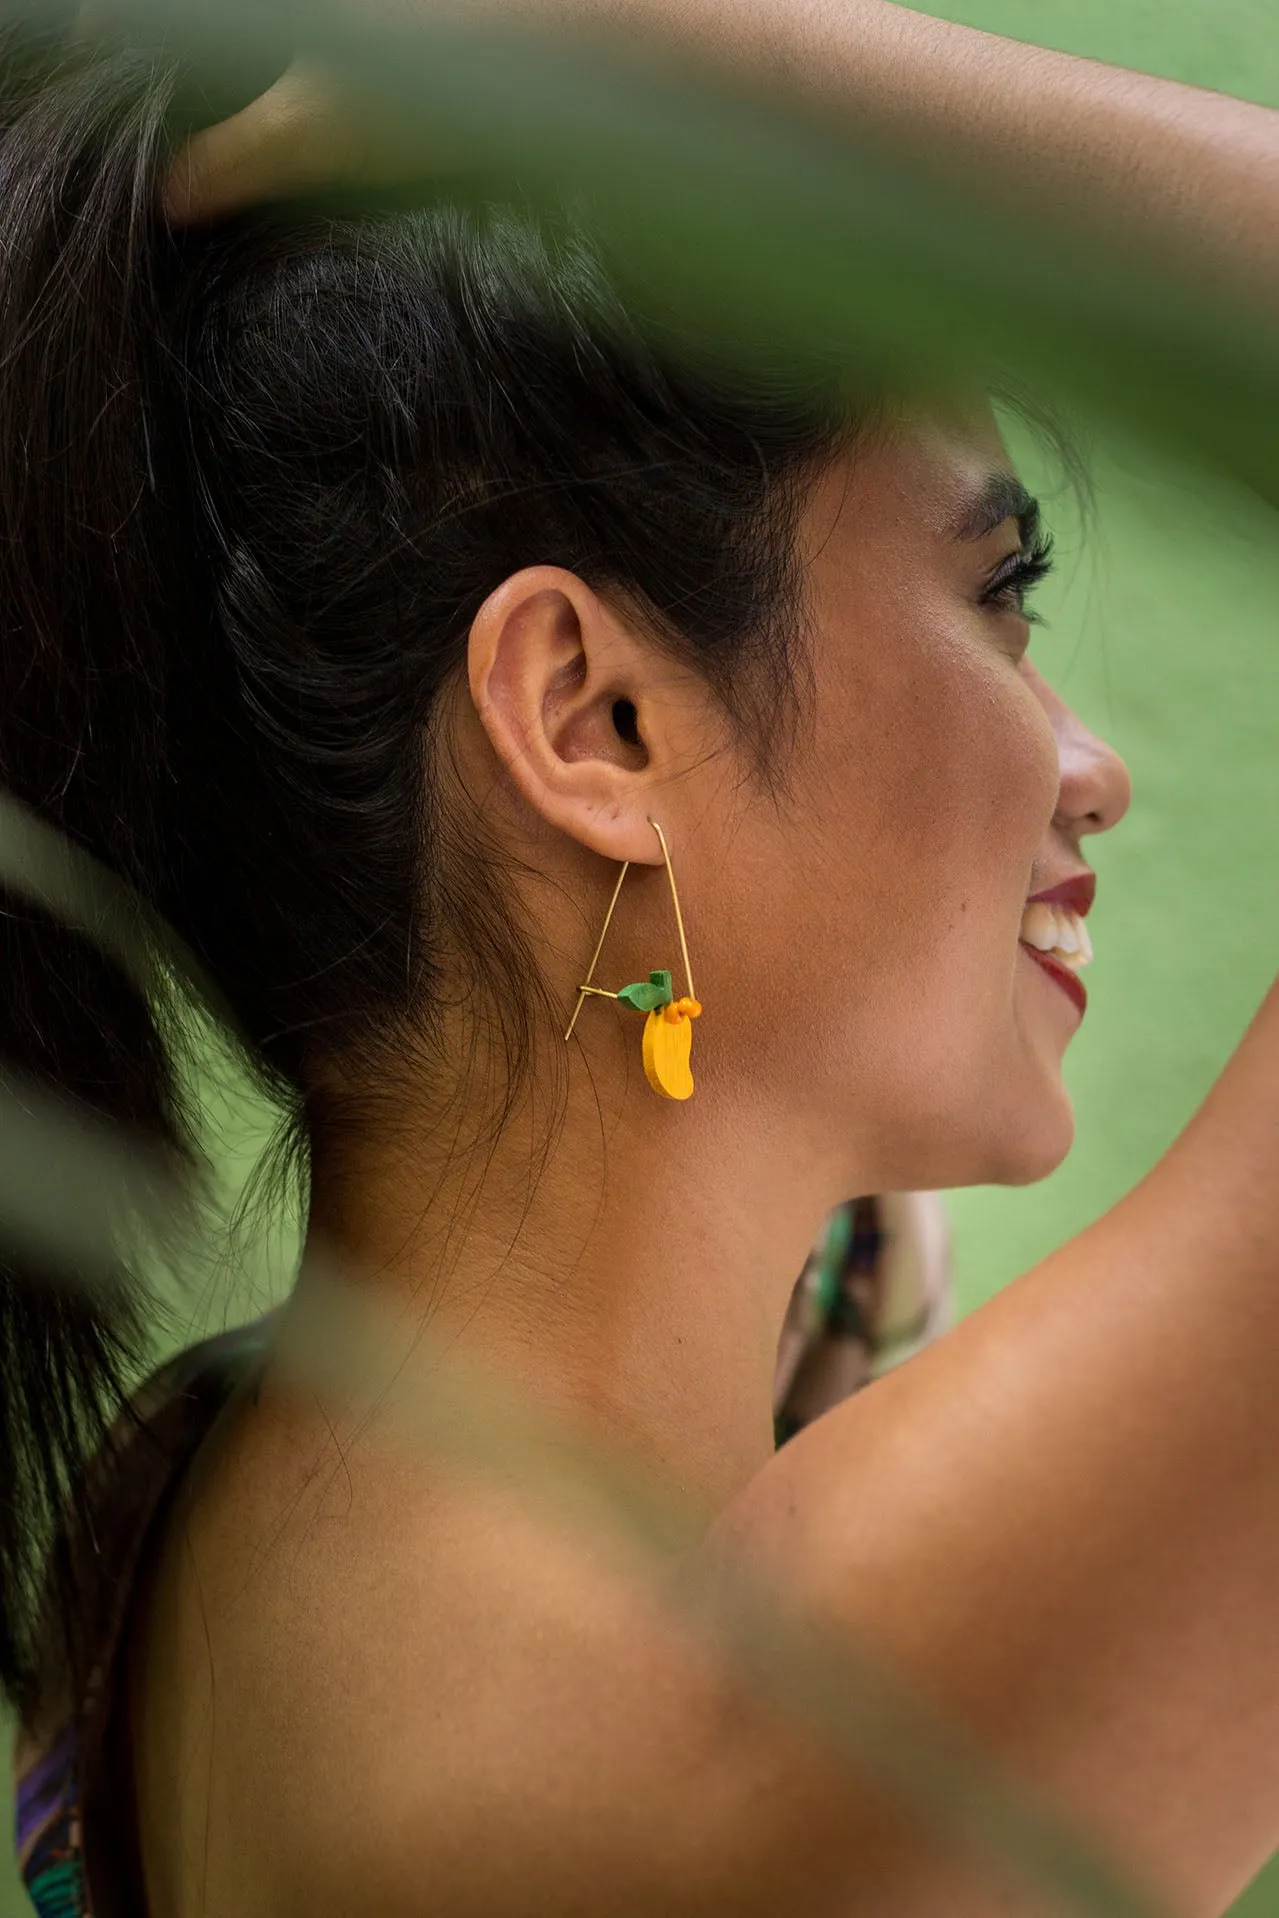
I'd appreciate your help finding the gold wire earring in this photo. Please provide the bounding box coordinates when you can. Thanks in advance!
[564,819,703,1101]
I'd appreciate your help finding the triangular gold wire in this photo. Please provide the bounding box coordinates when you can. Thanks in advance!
[564,819,694,1042]
[564,860,630,1041]
[651,819,695,1002]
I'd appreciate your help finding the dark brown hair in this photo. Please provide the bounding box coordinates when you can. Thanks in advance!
[0,31,847,1713]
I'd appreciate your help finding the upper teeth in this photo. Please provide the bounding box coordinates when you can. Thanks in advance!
[1019,901,1093,969]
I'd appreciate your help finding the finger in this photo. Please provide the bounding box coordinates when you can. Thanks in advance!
[163,70,343,226]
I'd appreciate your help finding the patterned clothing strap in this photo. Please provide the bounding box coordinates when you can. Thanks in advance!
[773,1192,952,1446]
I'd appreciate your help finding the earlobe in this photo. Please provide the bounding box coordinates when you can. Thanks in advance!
[467,566,664,865]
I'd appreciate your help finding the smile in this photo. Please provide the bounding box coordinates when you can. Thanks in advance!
[1018,884,1094,1017]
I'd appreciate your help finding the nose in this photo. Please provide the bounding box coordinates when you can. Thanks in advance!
[1025,662,1132,839]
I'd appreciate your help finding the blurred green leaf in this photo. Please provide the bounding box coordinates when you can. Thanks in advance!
[4,5,1264,1910]
[73,0,1279,507]
[0,790,243,1044]
[0,1058,1166,1918]
[0,751,1170,1916]
[0,791,158,1001]
[0,1072,180,1282]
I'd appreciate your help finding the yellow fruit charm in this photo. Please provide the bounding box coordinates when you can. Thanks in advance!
[641,996,702,1101]
[564,823,702,1102]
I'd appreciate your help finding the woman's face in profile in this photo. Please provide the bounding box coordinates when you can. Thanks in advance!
[693,403,1131,1198]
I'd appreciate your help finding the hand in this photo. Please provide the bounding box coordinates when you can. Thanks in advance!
[163,62,428,224]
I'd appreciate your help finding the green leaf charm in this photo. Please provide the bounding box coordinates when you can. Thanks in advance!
[617,969,674,1013]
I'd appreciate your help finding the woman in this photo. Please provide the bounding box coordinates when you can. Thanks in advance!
[3,6,1278,1917]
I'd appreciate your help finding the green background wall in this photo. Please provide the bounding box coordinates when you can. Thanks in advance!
[4,1,1278,1911]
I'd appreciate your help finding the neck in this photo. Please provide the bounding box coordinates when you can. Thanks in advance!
[300,1031,837,1509]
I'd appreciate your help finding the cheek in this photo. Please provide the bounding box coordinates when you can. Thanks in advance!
[692,589,1064,1189]
[712,622,1060,1157]
[809,620,1057,957]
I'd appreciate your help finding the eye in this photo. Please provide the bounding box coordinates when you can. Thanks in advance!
[980,530,1056,623]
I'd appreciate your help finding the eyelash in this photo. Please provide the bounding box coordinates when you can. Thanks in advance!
[980,530,1056,624]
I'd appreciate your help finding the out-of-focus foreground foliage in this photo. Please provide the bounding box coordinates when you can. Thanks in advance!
[2,0,1276,1913]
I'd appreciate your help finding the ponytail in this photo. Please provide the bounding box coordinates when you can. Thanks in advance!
[0,32,188,1715]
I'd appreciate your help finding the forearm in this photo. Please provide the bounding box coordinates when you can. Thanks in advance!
[170,0,1279,308]
[732,979,1279,1911]
[570,0,1279,305]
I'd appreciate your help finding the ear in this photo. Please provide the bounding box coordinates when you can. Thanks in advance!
[467,567,708,866]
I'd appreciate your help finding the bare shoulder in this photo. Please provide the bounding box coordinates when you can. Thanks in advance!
[129,1376,877,1918]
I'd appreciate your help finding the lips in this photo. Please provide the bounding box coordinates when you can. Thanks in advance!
[1020,871,1095,1017]
[1022,945,1088,1015]
[1026,874,1096,917]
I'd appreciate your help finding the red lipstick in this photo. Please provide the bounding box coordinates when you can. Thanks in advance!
[1021,870,1095,1017]
[1022,946,1087,1016]
[1026,873,1096,917]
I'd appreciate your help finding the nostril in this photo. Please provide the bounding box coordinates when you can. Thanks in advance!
[612,698,641,748]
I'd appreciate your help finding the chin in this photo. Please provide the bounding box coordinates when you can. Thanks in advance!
[953,986,1082,1185]
[865,1076,1075,1195]
[978,1086,1076,1188]
[906,1055,1077,1190]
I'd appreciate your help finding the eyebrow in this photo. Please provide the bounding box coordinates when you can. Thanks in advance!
[951,472,1041,546]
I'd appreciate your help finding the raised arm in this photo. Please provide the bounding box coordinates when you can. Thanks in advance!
[238,986,1279,1918]
[165,0,1279,311]
[609,0,1279,302]
[724,974,1279,1913]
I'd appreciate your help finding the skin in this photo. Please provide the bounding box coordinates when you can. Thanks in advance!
[133,416,1140,1918]
[162,1,1279,319]
[299,404,1127,1503]
[128,8,1279,1917]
